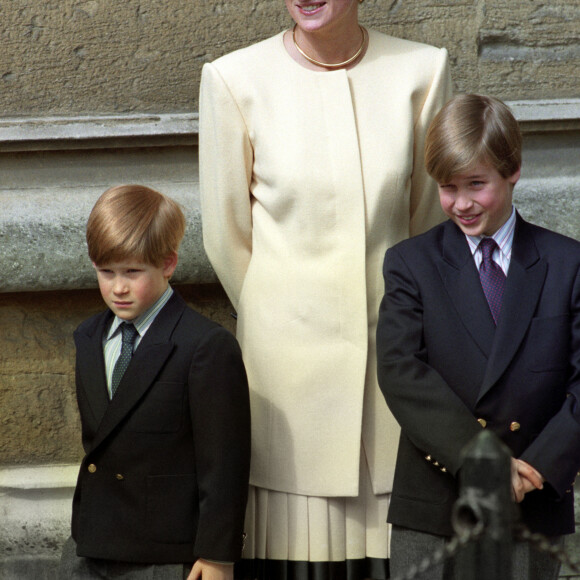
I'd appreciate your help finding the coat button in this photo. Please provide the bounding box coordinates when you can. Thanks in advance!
[510,422,521,432]
[88,464,97,473]
[477,418,487,428]
[115,474,124,481]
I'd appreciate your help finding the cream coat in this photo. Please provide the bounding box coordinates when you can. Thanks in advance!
[199,30,452,498]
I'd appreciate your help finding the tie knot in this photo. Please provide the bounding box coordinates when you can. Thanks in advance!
[479,237,498,262]
[120,322,138,345]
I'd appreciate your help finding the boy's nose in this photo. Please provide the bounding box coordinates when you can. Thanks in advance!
[454,192,473,211]
[113,279,128,294]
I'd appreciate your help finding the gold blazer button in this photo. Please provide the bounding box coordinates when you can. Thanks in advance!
[510,421,521,432]
[115,474,124,481]
[88,464,97,473]
[477,418,487,428]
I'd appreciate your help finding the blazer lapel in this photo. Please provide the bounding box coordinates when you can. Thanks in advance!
[88,292,187,452]
[74,310,113,433]
[478,214,547,399]
[437,221,496,357]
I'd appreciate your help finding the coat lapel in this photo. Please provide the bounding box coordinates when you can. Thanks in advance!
[74,310,113,434]
[88,292,187,452]
[438,221,496,357]
[478,214,547,399]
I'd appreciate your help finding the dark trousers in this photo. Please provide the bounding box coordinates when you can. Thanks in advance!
[58,537,192,579]
[390,526,562,580]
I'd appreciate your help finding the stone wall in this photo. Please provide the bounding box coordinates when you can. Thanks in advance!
[1,0,578,117]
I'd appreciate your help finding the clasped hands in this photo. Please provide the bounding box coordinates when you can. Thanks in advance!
[511,457,545,503]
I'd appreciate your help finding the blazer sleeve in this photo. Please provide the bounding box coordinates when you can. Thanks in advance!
[189,326,251,562]
[520,267,580,497]
[409,47,452,237]
[376,245,482,476]
[199,62,254,310]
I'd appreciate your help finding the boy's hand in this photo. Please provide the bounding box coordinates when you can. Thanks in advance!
[511,458,544,503]
[188,559,234,580]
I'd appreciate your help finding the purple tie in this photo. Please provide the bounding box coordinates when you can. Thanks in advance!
[478,238,506,325]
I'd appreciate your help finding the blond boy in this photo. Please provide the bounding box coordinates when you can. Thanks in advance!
[377,95,580,579]
[59,185,250,580]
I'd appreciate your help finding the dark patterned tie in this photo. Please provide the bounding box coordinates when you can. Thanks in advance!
[111,322,138,397]
[478,238,506,325]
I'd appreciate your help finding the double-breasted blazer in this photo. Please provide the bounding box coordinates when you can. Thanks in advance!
[71,291,251,563]
[199,29,452,497]
[376,213,580,537]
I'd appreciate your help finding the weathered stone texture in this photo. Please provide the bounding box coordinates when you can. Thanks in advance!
[0,284,234,465]
[0,144,216,293]
[0,1,577,117]
[0,374,80,464]
[475,2,580,100]
[0,1,288,116]
[361,0,580,99]
[515,129,580,241]
[0,291,89,464]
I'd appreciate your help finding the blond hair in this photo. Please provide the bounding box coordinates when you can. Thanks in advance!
[86,185,186,266]
[425,94,522,183]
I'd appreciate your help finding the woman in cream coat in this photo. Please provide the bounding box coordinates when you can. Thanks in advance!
[199,1,452,578]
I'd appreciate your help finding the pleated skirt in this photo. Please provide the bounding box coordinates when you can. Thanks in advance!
[236,451,391,580]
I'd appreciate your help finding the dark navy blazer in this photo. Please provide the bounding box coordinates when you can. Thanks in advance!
[377,213,580,537]
[71,291,251,563]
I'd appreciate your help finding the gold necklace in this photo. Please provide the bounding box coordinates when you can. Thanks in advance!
[292,24,367,69]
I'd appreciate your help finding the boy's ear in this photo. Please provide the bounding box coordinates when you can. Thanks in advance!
[508,166,521,186]
[162,252,179,279]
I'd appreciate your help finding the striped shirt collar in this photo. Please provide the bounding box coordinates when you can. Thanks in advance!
[106,285,174,341]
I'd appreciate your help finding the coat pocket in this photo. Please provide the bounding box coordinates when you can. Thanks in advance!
[146,474,198,544]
